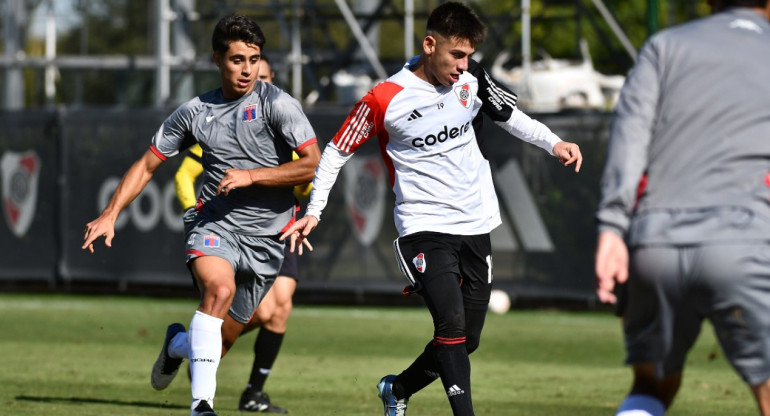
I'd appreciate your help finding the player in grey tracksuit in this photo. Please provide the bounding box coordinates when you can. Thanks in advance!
[595,1,770,415]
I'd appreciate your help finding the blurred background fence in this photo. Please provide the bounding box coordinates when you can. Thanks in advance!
[0,107,609,306]
[1,0,712,306]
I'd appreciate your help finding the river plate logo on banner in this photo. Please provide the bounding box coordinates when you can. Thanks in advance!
[342,155,386,246]
[1,150,41,238]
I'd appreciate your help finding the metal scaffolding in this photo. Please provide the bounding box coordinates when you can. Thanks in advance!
[1,0,419,108]
[0,0,692,110]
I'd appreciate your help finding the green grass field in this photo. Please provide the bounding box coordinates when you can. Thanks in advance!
[0,293,756,415]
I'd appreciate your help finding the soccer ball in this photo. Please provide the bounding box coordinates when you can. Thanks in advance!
[488,289,511,315]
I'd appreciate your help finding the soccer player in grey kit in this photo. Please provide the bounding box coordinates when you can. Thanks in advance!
[82,15,320,416]
[595,1,770,415]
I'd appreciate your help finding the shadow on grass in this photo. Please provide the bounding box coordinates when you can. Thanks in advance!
[474,396,616,416]
[15,395,187,410]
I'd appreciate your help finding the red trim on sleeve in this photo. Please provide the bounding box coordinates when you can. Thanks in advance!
[295,138,317,152]
[186,249,206,258]
[149,144,168,161]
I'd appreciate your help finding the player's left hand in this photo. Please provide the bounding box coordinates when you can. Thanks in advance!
[217,168,255,196]
[553,141,582,172]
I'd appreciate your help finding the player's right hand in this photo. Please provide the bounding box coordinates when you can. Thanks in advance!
[82,217,116,254]
[280,215,318,255]
[594,231,629,304]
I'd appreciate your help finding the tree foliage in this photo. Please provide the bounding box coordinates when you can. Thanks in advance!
[471,0,711,75]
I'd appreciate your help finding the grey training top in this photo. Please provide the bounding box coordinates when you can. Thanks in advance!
[152,81,317,236]
[596,8,770,245]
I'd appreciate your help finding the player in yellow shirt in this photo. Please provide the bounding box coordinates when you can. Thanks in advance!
[175,55,306,413]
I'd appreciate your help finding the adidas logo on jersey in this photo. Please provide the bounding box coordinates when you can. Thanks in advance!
[447,385,465,397]
[407,109,423,121]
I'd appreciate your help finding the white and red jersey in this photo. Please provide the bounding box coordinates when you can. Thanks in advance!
[307,57,562,237]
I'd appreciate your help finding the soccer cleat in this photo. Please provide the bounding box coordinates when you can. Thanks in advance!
[191,400,218,416]
[238,390,288,413]
[150,323,186,390]
[377,375,408,416]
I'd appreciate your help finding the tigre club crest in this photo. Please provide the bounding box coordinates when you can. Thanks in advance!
[242,103,258,122]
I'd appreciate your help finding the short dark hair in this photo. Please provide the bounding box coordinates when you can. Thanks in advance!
[426,2,486,47]
[212,14,266,55]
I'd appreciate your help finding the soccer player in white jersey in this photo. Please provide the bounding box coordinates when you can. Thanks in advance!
[282,3,582,415]
[82,14,320,416]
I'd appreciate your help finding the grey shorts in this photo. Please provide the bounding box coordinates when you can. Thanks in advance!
[184,211,285,324]
[622,243,770,385]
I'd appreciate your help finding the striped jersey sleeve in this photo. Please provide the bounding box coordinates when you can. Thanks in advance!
[332,82,403,153]
[306,82,403,220]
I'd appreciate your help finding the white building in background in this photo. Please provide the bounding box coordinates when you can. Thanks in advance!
[491,39,626,113]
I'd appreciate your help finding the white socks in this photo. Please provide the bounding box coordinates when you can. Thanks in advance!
[189,310,223,410]
[616,394,666,416]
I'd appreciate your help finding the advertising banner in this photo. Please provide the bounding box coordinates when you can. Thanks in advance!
[0,111,59,282]
[0,108,611,303]
[58,109,190,287]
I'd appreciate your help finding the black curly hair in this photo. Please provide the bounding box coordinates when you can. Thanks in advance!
[211,14,266,55]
